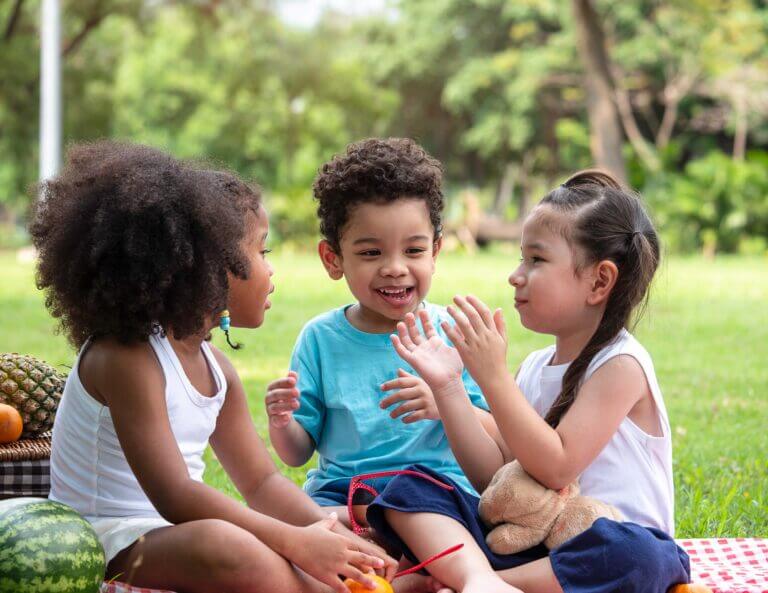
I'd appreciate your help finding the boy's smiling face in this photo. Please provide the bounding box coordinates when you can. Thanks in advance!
[319,197,440,333]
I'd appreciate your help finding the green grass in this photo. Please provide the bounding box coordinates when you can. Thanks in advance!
[1,248,766,537]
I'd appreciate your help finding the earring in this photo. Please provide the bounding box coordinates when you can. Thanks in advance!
[219,309,242,350]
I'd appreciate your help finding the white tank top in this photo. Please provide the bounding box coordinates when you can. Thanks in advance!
[49,332,227,518]
[517,329,674,535]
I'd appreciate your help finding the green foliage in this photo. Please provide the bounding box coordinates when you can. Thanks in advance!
[644,150,768,254]
[1,0,767,250]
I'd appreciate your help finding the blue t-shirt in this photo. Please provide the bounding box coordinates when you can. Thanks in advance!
[290,302,489,496]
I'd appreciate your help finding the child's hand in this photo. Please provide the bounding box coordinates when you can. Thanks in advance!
[380,369,439,423]
[265,371,300,428]
[332,524,398,581]
[443,295,508,388]
[290,513,386,593]
[390,310,464,392]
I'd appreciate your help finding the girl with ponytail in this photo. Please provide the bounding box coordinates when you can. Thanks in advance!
[362,170,690,593]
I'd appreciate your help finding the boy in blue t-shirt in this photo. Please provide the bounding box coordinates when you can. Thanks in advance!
[266,138,491,527]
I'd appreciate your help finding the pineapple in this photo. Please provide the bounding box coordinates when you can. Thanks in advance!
[0,353,65,438]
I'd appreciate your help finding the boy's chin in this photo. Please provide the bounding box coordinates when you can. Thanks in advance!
[381,304,423,322]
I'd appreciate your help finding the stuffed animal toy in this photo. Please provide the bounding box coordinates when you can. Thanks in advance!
[478,460,623,554]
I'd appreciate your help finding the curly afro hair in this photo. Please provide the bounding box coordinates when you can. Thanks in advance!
[313,138,444,253]
[29,141,262,348]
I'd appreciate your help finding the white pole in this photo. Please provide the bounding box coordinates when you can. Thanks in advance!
[40,0,62,182]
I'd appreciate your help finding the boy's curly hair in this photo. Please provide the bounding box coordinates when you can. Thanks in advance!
[313,138,444,252]
[29,141,262,348]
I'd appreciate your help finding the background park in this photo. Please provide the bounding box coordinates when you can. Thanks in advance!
[0,0,766,539]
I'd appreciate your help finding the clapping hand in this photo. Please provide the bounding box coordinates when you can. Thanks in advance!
[390,309,464,392]
[442,295,508,389]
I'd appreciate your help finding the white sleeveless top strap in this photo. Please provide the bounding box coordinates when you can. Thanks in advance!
[49,332,226,518]
[516,329,675,535]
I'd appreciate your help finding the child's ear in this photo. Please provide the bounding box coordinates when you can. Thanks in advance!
[432,235,443,260]
[587,259,618,306]
[318,240,344,280]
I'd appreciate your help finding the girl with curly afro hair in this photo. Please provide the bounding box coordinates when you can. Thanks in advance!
[33,141,395,593]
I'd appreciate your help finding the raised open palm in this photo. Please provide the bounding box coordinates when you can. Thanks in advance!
[390,310,464,390]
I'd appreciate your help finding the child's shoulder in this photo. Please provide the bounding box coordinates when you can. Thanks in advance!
[518,343,557,377]
[78,337,163,404]
[298,306,345,335]
[292,307,353,353]
[81,337,158,374]
[588,329,654,376]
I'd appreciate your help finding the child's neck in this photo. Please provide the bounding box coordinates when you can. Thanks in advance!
[551,315,603,366]
[165,327,211,356]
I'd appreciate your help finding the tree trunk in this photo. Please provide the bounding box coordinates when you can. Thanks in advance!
[571,0,626,183]
[615,87,661,171]
[733,95,747,162]
[540,91,561,186]
[493,162,516,218]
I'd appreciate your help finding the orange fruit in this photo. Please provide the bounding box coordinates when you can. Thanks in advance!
[343,575,394,593]
[0,403,23,443]
[668,585,713,593]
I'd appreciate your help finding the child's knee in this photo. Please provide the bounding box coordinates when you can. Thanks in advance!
[576,519,689,585]
[189,519,289,590]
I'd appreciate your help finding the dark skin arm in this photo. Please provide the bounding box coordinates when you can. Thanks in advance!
[80,338,393,592]
[208,347,397,580]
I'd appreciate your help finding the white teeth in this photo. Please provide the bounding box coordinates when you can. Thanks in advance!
[379,287,409,296]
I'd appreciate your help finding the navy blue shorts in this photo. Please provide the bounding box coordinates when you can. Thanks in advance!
[367,465,690,593]
[309,476,394,507]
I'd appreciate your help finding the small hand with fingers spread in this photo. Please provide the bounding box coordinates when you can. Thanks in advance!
[442,295,508,388]
[265,370,300,428]
[380,368,439,423]
[389,310,464,392]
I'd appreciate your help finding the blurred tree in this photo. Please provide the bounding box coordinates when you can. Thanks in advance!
[0,0,142,215]
[0,0,765,252]
[367,0,587,219]
[571,0,627,182]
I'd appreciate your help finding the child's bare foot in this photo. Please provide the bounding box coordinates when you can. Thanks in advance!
[463,574,523,593]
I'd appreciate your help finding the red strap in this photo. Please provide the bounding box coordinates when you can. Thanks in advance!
[394,543,465,579]
[346,469,455,536]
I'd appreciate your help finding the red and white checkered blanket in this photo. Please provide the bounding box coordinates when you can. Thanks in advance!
[679,538,768,593]
[99,538,768,593]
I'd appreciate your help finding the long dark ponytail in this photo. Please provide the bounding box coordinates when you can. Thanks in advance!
[541,169,661,428]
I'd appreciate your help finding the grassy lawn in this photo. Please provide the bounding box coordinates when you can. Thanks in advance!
[1,248,765,537]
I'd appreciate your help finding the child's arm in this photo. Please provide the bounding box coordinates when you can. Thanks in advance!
[92,341,389,590]
[390,312,510,492]
[443,295,649,490]
[211,350,398,579]
[266,371,316,466]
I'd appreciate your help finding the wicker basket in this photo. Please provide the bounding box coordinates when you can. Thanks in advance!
[0,432,52,462]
